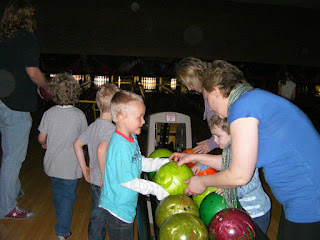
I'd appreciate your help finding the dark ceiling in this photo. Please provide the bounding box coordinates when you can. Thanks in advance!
[0,0,319,67]
[228,0,320,10]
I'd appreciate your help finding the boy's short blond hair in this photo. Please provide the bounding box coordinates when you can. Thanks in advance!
[50,73,81,105]
[96,84,120,112]
[208,114,230,134]
[175,57,208,90]
[110,90,144,123]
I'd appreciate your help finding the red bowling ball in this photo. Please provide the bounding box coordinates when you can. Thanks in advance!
[182,148,195,168]
[39,87,52,101]
[208,208,255,240]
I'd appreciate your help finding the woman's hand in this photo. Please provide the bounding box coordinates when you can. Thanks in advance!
[169,152,197,167]
[193,140,210,154]
[183,176,207,195]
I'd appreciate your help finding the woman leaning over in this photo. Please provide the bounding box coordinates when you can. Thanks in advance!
[170,60,320,240]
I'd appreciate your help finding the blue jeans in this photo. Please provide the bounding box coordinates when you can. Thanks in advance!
[51,177,78,236]
[104,209,134,240]
[88,184,108,240]
[0,101,32,219]
[253,210,271,235]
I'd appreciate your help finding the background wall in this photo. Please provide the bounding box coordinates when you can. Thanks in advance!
[0,0,319,67]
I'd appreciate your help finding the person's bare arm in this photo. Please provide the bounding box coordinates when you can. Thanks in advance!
[74,139,91,183]
[26,67,49,90]
[171,152,222,171]
[97,141,109,186]
[183,117,259,195]
[38,132,47,149]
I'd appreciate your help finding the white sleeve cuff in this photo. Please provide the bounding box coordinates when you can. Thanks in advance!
[121,178,169,201]
[141,156,170,172]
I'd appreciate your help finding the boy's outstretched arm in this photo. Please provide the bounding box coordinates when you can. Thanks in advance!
[74,139,91,183]
[121,178,169,201]
[38,132,47,149]
[141,156,170,173]
[97,141,109,187]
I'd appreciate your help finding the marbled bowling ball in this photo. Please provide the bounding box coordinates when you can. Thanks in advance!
[155,194,199,228]
[148,148,172,180]
[159,213,208,240]
[208,208,256,240]
[154,161,193,195]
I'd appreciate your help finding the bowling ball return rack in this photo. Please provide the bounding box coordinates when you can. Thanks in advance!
[136,112,269,240]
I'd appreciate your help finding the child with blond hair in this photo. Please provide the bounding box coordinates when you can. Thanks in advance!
[74,84,120,240]
[99,90,169,240]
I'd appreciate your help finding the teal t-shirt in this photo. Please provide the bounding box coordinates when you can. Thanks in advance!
[99,130,142,223]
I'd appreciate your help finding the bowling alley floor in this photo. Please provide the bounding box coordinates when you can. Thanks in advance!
[1,93,319,240]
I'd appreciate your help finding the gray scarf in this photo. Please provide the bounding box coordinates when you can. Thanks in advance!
[221,83,253,208]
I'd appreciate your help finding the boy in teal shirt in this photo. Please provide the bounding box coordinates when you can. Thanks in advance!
[99,90,169,240]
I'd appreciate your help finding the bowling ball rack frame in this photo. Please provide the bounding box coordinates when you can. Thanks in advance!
[137,111,270,239]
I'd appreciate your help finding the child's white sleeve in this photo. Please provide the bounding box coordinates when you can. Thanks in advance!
[141,156,170,172]
[121,178,169,201]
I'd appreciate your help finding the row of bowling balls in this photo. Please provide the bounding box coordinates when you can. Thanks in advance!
[155,194,255,240]
[148,148,256,239]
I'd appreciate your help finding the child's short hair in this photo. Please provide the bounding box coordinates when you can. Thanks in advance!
[50,73,81,105]
[110,90,144,123]
[175,57,209,89]
[208,114,230,134]
[96,84,120,112]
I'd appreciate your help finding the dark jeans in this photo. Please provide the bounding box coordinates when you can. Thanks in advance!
[277,209,320,240]
[104,208,134,240]
[51,177,78,236]
[253,210,271,234]
[88,184,108,240]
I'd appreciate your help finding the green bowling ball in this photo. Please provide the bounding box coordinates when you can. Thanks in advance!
[192,186,218,208]
[148,148,173,180]
[155,194,199,228]
[154,161,193,195]
[199,192,242,226]
[151,172,156,182]
[159,213,208,240]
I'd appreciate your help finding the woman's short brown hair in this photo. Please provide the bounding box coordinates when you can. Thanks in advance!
[96,84,120,113]
[0,0,36,41]
[50,73,81,105]
[203,60,246,97]
[208,114,230,134]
